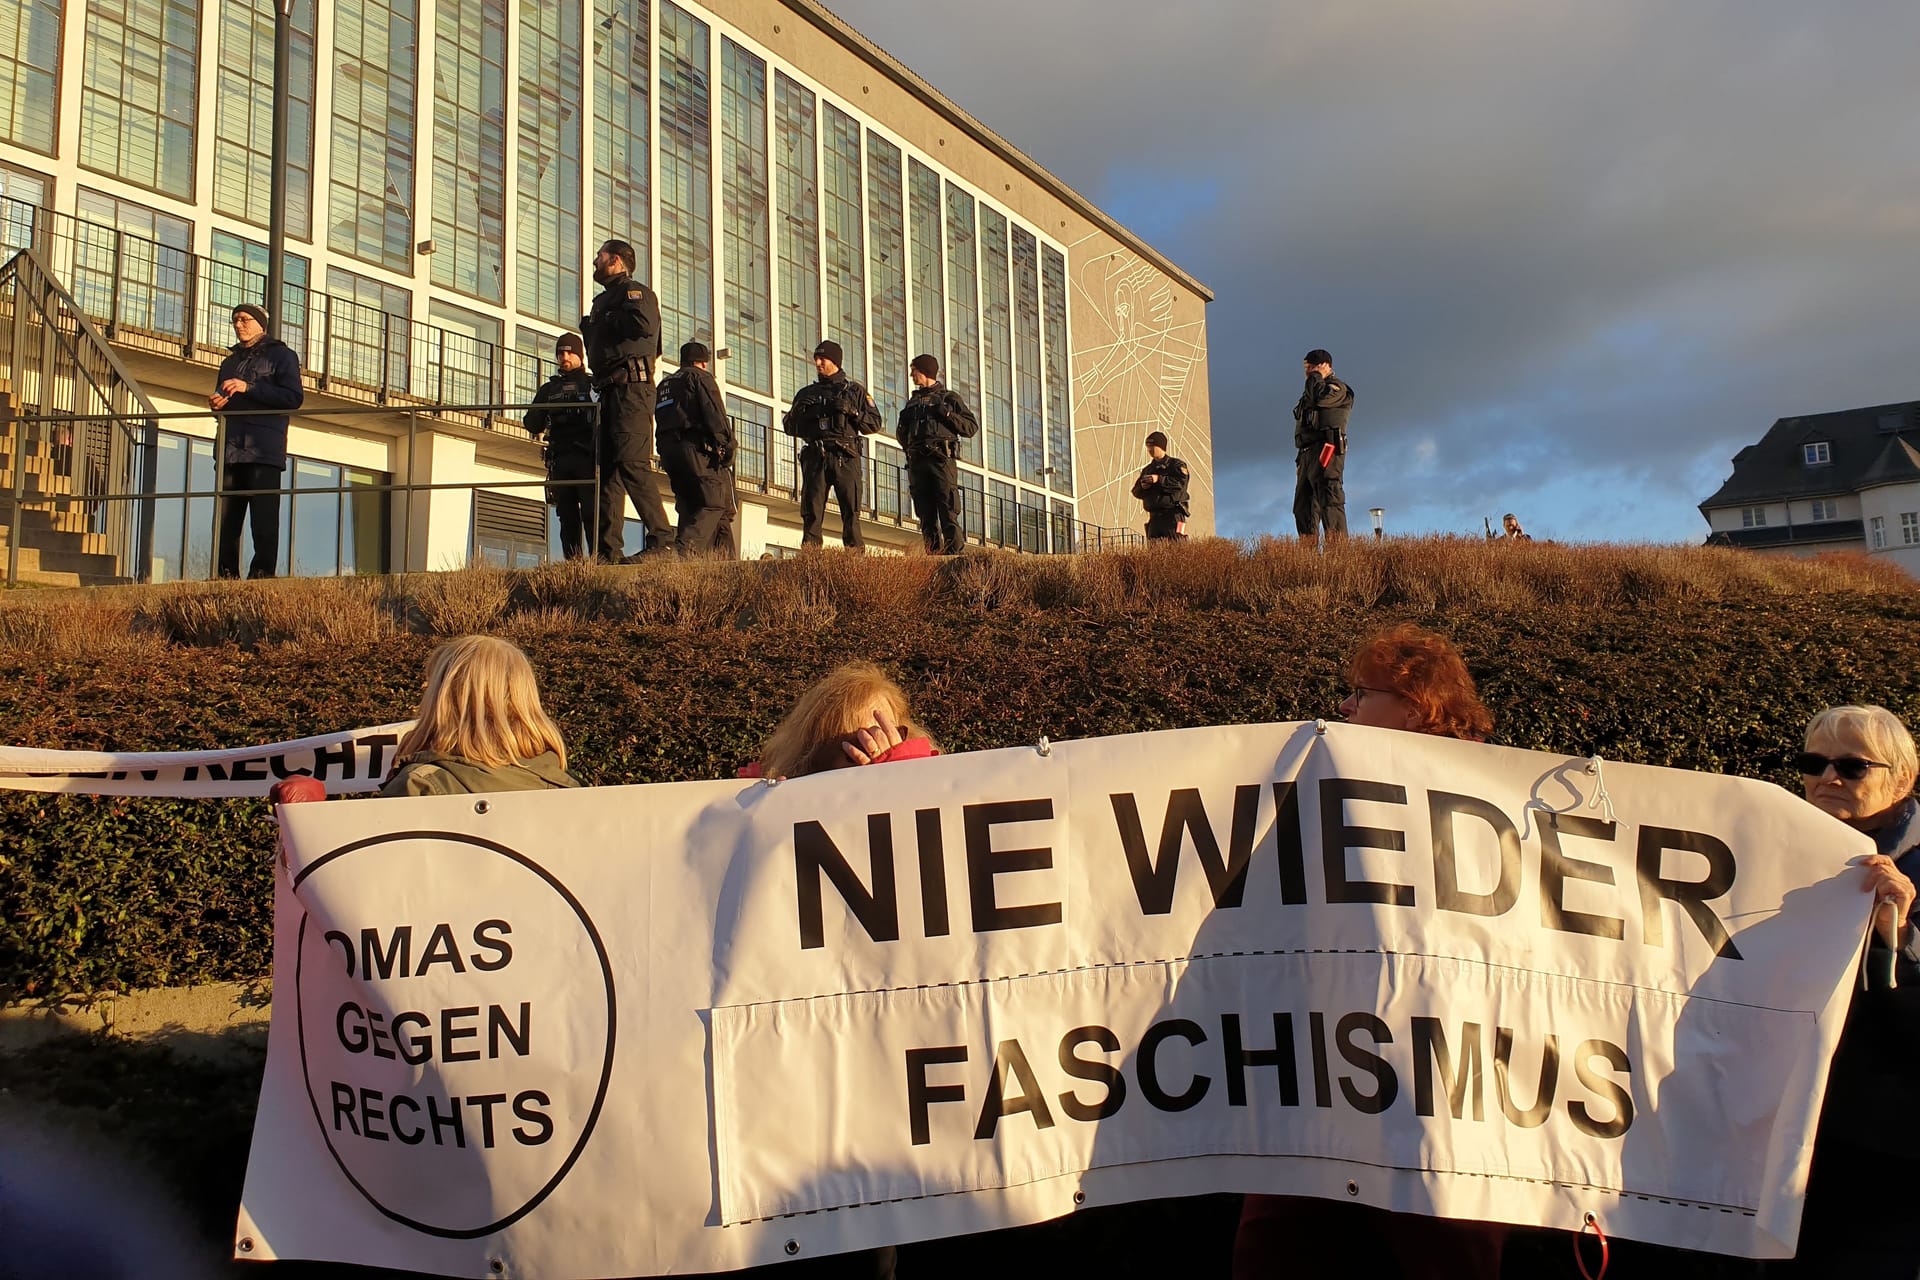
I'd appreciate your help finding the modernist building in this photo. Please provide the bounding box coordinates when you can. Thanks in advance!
[0,0,1212,582]
[1700,399,1920,576]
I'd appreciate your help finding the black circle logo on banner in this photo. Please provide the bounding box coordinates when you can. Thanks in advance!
[292,831,617,1239]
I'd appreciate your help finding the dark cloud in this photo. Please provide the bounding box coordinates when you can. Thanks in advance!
[822,0,1920,540]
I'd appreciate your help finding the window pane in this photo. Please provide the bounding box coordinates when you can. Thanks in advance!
[1012,225,1044,485]
[0,0,63,153]
[719,38,769,393]
[658,3,712,349]
[727,393,770,488]
[80,0,200,196]
[291,458,341,576]
[819,102,865,384]
[865,134,907,430]
[432,0,507,303]
[907,159,942,372]
[517,0,582,325]
[1042,244,1073,496]
[773,72,818,404]
[329,0,417,270]
[343,466,391,573]
[978,206,1014,477]
[591,0,649,274]
[212,0,316,236]
[943,184,980,466]
[73,187,192,340]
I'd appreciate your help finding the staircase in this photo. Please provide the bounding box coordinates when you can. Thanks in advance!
[0,247,156,587]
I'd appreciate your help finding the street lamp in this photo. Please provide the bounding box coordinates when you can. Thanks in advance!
[1369,507,1385,542]
[265,0,294,336]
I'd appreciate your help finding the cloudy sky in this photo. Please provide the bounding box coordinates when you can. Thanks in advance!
[822,0,1920,542]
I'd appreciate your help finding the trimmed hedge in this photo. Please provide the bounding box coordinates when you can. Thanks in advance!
[4,549,1920,998]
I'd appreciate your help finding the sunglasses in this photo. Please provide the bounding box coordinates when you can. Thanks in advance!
[1793,752,1890,781]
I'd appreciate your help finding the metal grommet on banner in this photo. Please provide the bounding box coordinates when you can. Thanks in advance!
[1036,736,1052,758]
[784,1240,801,1256]
[237,1238,254,1255]
[1315,719,1329,737]
[488,1259,506,1276]
[1345,1180,1359,1197]
[474,799,490,815]
[1072,1189,1086,1206]
[1575,1211,1610,1280]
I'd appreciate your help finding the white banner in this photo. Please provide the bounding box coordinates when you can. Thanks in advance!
[239,722,1875,1276]
[0,724,414,796]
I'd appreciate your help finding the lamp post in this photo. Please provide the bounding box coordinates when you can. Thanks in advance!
[1369,507,1385,542]
[264,0,294,337]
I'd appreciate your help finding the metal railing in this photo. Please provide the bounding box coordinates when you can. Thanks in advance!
[0,247,159,584]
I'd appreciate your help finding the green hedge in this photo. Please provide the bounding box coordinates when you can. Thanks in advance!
[5,570,1920,998]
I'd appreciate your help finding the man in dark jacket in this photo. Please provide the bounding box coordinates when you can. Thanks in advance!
[896,354,979,555]
[783,340,883,550]
[211,303,304,579]
[1131,430,1191,541]
[525,333,598,560]
[1293,348,1354,541]
[655,342,736,557]
[582,239,671,561]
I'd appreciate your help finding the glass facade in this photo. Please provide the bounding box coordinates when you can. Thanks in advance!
[907,158,942,364]
[719,38,770,393]
[207,230,311,362]
[865,134,906,428]
[590,0,649,269]
[0,167,48,252]
[213,0,315,238]
[728,393,771,488]
[1041,244,1072,495]
[772,72,817,403]
[329,0,418,270]
[432,0,507,304]
[657,2,712,348]
[1,0,63,154]
[517,0,582,327]
[325,264,411,392]
[1012,225,1044,484]
[819,102,864,384]
[978,205,1014,477]
[73,187,191,338]
[943,184,981,466]
[79,0,199,197]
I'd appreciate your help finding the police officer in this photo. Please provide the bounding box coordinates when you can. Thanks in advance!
[782,340,882,550]
[1132,430,1191,541]
[655,341,736,558]
[1293,347,1354,541]
[524,333,598,560]
[896,354,979,555]
[582,238,672,561]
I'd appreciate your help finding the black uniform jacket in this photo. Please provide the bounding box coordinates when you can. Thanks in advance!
[1293,373,1355,451]
[656,365,735,466]
[896,383,980,456]
[783,371,883,446]
[525,368,598,462]
[1132,454,1191,515]
[582,273,662,386]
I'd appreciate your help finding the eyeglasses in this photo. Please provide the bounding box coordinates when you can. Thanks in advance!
[1348,685,1392,703]
[1793,752,1890,781]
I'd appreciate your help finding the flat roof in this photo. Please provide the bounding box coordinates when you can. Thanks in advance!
[788,0,1215,303]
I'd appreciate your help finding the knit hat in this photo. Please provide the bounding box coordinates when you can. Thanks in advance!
[911,354,940,379]
[231,303,270,329]
[813,340,844,367]
[1145,431,1170,449]
[680,341,711,365]
[554,333,585,358]
[1304,348,1333,366]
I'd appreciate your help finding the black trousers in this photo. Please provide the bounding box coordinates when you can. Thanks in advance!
[907,452,963,554]
[799,441,864,549]
[659,436,735,556]
[597,380,672,558]
[1145,510,1186,541]
[1293,446,1347,538]
[546,453,596,559]
[217,461,282,579]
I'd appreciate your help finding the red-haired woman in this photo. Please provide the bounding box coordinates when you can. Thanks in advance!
[1234,623,1503,1280]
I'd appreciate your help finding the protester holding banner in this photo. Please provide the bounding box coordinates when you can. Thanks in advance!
[1772,705,1919,1278]
[1236,623,1505,1279]
[744,662,938,780]
[377,637,580,797]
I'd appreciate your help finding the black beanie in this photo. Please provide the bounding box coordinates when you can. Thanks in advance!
[1145,431,1169,449]
[555,333,584,358]
[231,303,270,329]
[679,341,711,365]
[813,340,844,367]
[911,354,939,379]
[1304,348,1333,366]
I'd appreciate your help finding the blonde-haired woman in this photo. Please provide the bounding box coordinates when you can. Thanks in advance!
[745,661,938,779]
[379,635,580,797]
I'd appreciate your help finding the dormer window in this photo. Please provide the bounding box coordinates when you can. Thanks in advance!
[1803,441,1831,466]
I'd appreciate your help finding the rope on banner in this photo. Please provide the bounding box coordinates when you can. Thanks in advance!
[1035,736,1052,758]
[1583,756,1617,823]
[1575,1211,1610,1280]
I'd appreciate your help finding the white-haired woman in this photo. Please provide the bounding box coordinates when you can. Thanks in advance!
[1774,704,1918,1278]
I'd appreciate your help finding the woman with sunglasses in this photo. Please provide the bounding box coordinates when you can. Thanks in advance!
[1773,705,1919,1278]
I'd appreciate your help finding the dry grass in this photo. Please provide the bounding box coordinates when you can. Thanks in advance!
[0,538,1909,654]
